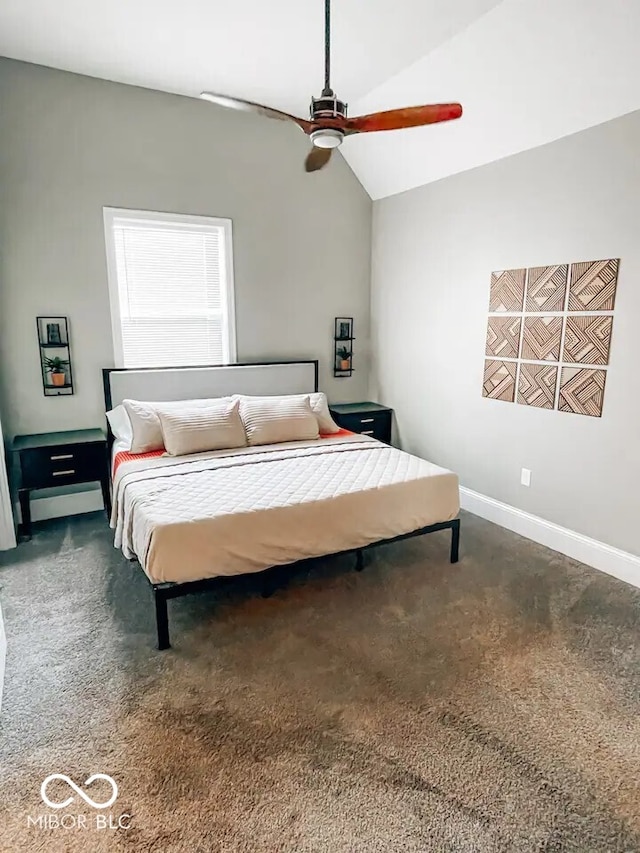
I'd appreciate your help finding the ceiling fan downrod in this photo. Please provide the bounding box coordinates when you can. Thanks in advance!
[322,0,332,97]
[309,0,347,147]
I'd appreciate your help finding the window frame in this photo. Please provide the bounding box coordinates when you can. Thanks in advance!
[103,207,237,369]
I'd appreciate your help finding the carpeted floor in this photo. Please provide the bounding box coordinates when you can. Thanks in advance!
[0,510,639,853]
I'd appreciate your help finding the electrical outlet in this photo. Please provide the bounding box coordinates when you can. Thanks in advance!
[521,468,531,487]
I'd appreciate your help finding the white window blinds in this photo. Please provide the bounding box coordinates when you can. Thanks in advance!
[104,209,236,368]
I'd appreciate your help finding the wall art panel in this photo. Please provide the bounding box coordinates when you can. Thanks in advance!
[486,316,522,359]
[489,269,526,312]
[483,360,516,402]
[483,258,619,417]
[526,265,568,312]
[558,367,607,418]
[568,259,619,311]
[517,363,558,410]
[521,316,562,362]
[563,315,613,365]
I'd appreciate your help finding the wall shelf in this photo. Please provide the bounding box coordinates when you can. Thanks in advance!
[333,316,354,378]
[37,316,74,397]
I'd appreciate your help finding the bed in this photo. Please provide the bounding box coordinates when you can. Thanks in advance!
[104,361,460,649]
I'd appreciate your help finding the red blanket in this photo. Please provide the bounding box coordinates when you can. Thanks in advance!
[112,429,355,477]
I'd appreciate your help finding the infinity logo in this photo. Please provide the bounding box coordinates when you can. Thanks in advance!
[40,774,119,810]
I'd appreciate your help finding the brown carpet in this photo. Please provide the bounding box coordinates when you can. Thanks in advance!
[0,510,639,852]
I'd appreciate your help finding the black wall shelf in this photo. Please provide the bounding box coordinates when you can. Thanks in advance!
[37,316,74,397]
[334,316,354,378]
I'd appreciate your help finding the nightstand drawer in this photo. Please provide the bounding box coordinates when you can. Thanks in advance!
[20,443,106,489]
[333,410,392,444]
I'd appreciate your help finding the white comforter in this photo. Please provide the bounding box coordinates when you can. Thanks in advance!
[111,434,459,584]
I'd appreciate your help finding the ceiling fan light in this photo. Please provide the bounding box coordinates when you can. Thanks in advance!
[310,128,343,149]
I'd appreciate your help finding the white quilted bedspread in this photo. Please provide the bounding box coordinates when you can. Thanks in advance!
[112,435,459,584]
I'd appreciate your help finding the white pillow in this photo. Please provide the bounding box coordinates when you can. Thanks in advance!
[237,392,339,435]
[123,397,233,454]
[239,396,319,447]
[159,400,246,457]
[308,392,340,434]
[106,405,133,447]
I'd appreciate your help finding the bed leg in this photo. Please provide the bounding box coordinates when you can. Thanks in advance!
[261,570,277,598]
[450,519,460,564]
[355,550,364,572]
[154,588,171,650]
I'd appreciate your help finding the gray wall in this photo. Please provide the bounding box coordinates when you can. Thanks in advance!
[0,58,372,441]
[371,110,640,555]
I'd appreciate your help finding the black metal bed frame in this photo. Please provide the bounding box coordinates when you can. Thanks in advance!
[103,360,461,650]
[150,519,460,650]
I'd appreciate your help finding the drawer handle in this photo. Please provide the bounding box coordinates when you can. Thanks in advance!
[362,430,375,435]
[360,418,375,424]
[52,469,75,476]
[51,454,74,461]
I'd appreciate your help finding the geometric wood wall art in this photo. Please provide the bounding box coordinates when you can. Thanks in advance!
[521,316,562,361]
[526,265,568,312]
[489,269,526,312]
[563,315,613,365]
[486,316,522,359]
[517,363,558,410]
[558,367,606,417]
[568,259,619,312]
[483,360,516,402]
[483,258,619,417]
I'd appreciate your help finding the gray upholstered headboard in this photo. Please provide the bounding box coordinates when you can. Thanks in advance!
[102,360,319,411]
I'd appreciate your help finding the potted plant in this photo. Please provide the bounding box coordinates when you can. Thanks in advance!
[43,356,69,387]
[337,346,351,371]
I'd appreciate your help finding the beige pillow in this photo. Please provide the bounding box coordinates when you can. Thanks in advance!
[240,396,319,446]
[158,400,246,457]
[237,392,340,435]
[123,397,233,454]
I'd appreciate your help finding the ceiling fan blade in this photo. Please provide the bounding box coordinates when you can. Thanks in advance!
[200,92,312,133]
[345,103,463,134]
[305,146,333,173]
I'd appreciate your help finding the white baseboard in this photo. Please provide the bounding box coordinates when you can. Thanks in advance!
[459,487,640,590]
[13,481,640,589]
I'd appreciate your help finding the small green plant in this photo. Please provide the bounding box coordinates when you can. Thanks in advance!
[336,346,351,360]
[43,356,69,374]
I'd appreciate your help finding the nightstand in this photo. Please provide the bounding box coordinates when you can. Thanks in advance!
[329,402,393,444]
[13,428,110,539]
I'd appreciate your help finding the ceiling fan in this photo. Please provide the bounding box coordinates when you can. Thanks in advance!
[200,0,463,173]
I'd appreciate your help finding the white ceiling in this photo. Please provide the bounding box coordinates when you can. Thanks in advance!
[344,0,640,198]
[1,0,639,199]
[0,0,501,111]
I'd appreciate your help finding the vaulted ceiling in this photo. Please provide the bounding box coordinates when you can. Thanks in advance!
[1,0,639,199]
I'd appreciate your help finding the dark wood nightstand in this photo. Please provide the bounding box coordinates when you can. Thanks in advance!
[13,428,110,539]
[329,402,393,444]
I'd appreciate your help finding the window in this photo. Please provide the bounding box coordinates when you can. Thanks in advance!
[103,208,236,368]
